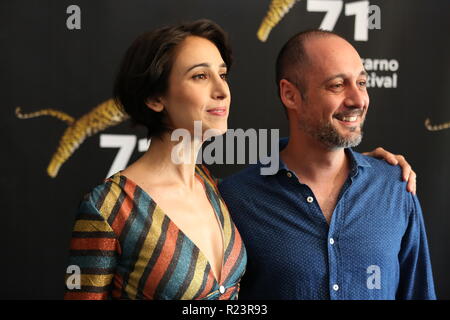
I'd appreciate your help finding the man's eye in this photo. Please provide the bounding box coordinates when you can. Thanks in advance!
[220,73,228,81]
[358,80,367,87]
[330,83,343,89]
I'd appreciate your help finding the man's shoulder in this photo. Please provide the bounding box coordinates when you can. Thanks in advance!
[353,151,403,183]
[218,164,270,199]
[220,164,267,186]
[353,151,417,209]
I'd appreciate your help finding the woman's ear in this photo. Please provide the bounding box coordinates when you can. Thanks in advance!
[145,97,164,112]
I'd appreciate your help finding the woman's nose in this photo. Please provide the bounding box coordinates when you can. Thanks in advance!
[212,76,229,100]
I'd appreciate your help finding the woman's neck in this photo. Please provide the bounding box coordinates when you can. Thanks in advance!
[127,132,204,191]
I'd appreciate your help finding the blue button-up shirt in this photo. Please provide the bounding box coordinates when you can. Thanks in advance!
[219,138,436,299]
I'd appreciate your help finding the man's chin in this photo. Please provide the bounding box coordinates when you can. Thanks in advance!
[321,130,363,149]
[302,121,363,148]
[341,133,363,148]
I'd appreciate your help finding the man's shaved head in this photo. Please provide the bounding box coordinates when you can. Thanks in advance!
[276,29,346,98]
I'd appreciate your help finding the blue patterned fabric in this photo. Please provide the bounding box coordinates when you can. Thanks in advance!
[219,138,436,300]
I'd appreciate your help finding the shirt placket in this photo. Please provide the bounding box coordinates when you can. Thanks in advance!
[327,177,353,300]
[282,168,350,300]
[327,202,341,300]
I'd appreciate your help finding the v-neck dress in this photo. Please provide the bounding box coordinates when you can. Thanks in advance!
[64,165,247,300]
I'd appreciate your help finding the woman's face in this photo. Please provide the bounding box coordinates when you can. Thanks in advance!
[158,36,230,137]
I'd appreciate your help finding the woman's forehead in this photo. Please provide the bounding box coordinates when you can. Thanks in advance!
[172,36,225,70]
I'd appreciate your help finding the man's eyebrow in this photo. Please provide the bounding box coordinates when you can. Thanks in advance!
[322,70,368,84]
[185,62,227,74]
[322,73,346,85]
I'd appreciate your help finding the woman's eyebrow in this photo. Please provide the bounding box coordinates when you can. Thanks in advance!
[185,62,227,74]
[185,63,210,74]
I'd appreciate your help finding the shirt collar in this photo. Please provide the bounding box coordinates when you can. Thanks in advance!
[272,137,372,179]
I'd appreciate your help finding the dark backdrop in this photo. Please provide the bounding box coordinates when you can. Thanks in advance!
[1,0,449,299]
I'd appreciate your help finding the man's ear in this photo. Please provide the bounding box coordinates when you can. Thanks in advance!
[279,79,303,112]
[145,97,164,112]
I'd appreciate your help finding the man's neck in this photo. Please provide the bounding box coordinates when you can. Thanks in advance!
[281,131,351,224]
[280,132,350,185]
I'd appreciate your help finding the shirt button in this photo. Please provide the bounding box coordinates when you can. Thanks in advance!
[306,196,314,203]
[286,172,292,178]
[329,238,335,245]
[219,285,225,294]
[333,284,339,291]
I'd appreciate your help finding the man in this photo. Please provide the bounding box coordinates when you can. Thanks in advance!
[219,30,436,299]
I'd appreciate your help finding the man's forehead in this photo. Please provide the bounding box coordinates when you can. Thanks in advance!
[305,34,354,51]
[303,36,364,75]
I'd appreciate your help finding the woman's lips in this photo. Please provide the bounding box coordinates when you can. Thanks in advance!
[206,107,227,116]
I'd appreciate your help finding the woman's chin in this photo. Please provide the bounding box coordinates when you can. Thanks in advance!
[203,119,228,135]
[203,124,227,139]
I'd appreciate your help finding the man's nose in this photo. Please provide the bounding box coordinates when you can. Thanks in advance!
[344,85,367,109]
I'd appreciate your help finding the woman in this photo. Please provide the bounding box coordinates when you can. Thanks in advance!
[65,20,245,300]
[64,19,415,300]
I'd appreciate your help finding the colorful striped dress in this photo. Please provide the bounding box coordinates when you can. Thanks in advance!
[64,165,247,300]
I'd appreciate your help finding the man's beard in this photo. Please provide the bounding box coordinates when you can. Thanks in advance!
[300,118,365,149]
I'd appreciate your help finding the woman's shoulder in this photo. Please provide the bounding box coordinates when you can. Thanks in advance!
[92,171,125,199]
[77,172,127,220]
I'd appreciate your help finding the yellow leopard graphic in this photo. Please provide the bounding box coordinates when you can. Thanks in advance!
[15,99,128,178]
[257,0,300,42]
[425,118,450,131]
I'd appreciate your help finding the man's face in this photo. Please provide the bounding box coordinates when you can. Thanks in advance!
[296,36,369,149]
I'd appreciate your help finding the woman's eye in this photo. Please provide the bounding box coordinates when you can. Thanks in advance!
[220,73,228,81]
[193,73,207,80]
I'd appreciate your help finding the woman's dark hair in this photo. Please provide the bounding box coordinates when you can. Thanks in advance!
[113,19,232,138]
